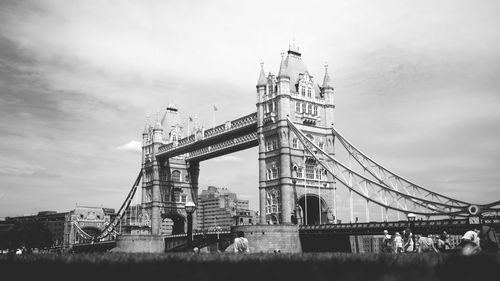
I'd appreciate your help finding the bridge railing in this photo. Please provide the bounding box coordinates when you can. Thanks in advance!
[158,112,257,154]
[299,219,470,232]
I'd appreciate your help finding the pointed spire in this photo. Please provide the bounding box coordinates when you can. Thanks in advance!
[143,114,150,135]
[257,60,267,86]
[278,51,289,78]
[154,110,162,130]
[322,64,333,89]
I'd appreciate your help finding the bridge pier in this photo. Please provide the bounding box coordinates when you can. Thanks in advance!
[115,234,165,253]
[231,224,301,253]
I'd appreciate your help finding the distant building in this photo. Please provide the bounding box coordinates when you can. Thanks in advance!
[0,206,116,250]
[197,186,257,231]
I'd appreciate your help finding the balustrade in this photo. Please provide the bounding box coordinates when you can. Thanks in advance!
[158,112,257,154]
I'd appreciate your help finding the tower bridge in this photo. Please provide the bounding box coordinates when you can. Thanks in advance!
[75,44,500,253]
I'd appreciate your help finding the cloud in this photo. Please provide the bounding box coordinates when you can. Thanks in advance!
[0,156,44,176]
[116,141,142,152]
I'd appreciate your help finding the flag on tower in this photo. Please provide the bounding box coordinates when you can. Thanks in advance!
[213,105,218,111]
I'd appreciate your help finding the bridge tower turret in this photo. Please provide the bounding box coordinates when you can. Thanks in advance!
[256,62,268,224]
[256,44,336,226]
[150,114,163,235]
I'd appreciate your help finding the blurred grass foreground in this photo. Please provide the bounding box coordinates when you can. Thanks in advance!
[1,252,499,281]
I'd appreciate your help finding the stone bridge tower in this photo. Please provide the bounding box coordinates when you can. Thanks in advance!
[256,45,336,226]
[141,106,199,236]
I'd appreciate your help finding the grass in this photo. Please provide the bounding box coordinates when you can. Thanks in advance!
[1,252,499,281]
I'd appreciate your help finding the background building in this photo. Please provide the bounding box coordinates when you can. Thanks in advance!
[0,206,116,250]
[197,186,257,231]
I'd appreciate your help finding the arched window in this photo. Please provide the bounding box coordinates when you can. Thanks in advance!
[307,104,312,115]
[301,103,306,113]
[301,86,306,96]
[297,167,303,178]
[271,166,278,179]
[171,170,181,182]
[313,105,318,116]
[307,87,312,98]
[292,138,298,148]
[306,164,315,179]
[296,102,301,113]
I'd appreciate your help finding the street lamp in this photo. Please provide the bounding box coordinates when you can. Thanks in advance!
[407,213,416,231]
[185,201,196,247]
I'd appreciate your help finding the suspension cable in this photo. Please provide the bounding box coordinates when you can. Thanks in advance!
[95,170,142,241]
[287,118,468,217]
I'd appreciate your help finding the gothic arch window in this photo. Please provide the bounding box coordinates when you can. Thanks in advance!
[307,104,312,115]
[292,138,298,149]
[306,164,315,179]
[172,170,181,182]
[296,102,301,113]
[307,87,312,98]
[313,105,318,116]
[270,165,278,179]
[301,86,306,96]
[297,167,304,178]
[301,103,306,114]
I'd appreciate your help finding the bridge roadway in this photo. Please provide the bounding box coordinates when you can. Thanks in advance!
[72,217,500,253]
[157,112,258,161]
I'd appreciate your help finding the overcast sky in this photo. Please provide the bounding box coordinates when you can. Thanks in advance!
[1,0,499,220]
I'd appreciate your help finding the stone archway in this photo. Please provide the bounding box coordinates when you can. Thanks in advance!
[297,194,328,225]
[161,214,185,235]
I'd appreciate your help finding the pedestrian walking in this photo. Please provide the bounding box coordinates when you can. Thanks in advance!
[233,231,249,253]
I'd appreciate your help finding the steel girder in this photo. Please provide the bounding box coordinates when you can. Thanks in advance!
[287,119,471,218]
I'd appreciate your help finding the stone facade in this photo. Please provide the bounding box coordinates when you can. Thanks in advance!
[256,45,336,225]
[141,106,199,236]
[230,225,301,253]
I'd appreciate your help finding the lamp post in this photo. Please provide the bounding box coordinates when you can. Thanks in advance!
[185,201,196,247]
[407,213,416,232]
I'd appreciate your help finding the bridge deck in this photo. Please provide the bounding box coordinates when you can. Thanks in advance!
[157,113,257,161]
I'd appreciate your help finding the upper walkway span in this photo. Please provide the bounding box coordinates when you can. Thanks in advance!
[157,112,257,161]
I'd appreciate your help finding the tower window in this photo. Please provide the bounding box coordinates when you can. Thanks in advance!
[296,102,301,113]
[172,170,181,182]
[306,164,315,179]
[313,105,318,116]
[272,139,278,150]
[307,87,312,98]
[271,166,278,179]
[297,167,303,178]
[301,103,306,114]
[307,104,312,115]
[301,86,306,96]
[292,138,298,149]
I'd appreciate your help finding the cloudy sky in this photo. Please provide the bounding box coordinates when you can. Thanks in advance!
[1,0,499,220]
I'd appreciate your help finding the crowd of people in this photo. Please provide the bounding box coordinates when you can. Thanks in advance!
[381,226,498,254]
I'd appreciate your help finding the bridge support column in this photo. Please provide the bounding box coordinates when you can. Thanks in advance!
[279,126,292,224]
[151,164,161,235]
[259,187,267,224]
[188,161,200,230]
[258,128,267,224]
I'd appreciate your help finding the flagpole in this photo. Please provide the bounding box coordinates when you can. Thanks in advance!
[187,116,190,137]
[212,104,216,128]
